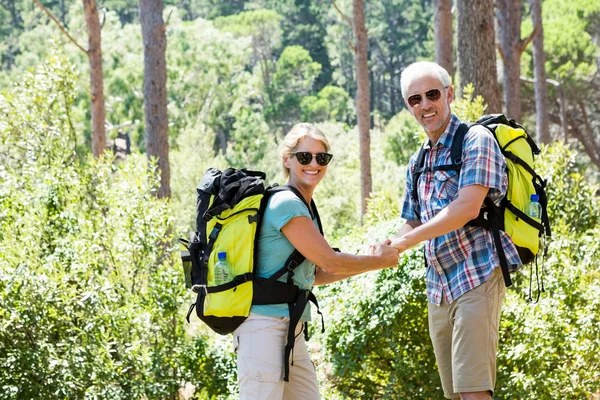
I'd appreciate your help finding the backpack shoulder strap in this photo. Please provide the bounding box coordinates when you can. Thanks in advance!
[450,122,470,166]
[411,142,428,207]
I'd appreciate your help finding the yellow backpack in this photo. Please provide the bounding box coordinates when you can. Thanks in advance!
[179,168,326,382]
[412,114,551,296]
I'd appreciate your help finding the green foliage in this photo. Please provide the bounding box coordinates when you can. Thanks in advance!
[451,83,487,123]
[382,109,424,166]
[314,224,441,399]
[534,142,600,234]
[0,55,231,399]
[259,0,332,89]
[522,0,600,92]
[266,45,322,129]
[325,0,434,118]
[214,8,282,40]
[300,85,353,123]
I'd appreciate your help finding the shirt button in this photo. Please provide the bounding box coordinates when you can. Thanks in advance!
[255,373,261,380]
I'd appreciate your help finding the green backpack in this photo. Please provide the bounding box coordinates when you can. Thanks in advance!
[412,114,551,299]
[179,167,325,381]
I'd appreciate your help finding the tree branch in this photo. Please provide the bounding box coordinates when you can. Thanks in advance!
[100,7,106,30]
[519,23,539,55]
[331,1,353,29]
[33,0,87,54]
[165,9,174,27]
[576,101,600,166]
[520,75,560,87]
[496,42,506,66]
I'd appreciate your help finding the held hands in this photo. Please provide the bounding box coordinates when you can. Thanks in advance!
[368,238,400,268]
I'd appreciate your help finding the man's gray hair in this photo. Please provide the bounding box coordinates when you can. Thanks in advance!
[400,61,452,100]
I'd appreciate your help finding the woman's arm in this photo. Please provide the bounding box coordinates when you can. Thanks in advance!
[313,267,357,286]
[281,216,399,277]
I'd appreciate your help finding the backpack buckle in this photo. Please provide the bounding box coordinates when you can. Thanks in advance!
[287,260,298,271]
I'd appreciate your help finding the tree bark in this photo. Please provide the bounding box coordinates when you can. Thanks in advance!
[353,0,372,219]
[434,0,454,79]
[457,0,501,113]
[82,0,106,158]
[139,0,171,199]
[497,0,523,121]
[529,0,550,144]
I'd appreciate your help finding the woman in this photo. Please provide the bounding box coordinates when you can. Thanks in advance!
[233,123,399,399]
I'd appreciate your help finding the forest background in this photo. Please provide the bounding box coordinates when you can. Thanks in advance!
[1,0,600,399]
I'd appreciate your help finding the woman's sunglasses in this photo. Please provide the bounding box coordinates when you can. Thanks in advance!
[290,151,333,166]
[407,88,445,108]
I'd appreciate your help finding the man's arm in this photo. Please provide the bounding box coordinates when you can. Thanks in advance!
[390,184,489,253]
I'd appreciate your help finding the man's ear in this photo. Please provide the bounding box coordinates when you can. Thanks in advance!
[404,100,414,115]
[446,86,454,104]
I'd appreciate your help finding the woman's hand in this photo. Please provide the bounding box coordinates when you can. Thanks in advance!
[369,240,399,268]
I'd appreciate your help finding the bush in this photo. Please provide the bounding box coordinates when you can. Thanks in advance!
[0,54,231,399]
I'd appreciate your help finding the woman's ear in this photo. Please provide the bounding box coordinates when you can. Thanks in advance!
[283,153,291,169]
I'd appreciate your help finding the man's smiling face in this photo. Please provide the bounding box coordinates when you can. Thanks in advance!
[404,74,454,143]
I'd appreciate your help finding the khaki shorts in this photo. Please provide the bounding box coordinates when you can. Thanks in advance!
[428,267,506,399]
[233,314,320,400]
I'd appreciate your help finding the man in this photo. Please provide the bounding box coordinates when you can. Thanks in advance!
[388,61,521,399]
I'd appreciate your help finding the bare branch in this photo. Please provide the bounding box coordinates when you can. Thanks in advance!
[520,75,560,87]
[577,101,600,164]
[33,0,87,54]
[331,1,353,29]
[348,40,356,55]
[100,7,106,30]
[519,23,539,55]
[570,104,600,168]
[496,42,506,66]
[165,9,174,27]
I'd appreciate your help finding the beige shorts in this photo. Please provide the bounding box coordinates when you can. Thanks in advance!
[428,267,506,399]
[233,314,320,400]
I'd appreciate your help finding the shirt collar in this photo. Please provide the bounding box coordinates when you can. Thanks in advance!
[423,114,461,150]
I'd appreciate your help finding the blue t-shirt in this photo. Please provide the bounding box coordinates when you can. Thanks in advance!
[251,190,319,321]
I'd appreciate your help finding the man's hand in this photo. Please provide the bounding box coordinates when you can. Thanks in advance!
[368,238,391,255]
[368,239,400,268]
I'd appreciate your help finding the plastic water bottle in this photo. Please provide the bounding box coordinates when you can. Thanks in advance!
[527,194,542,219]
[214,251,233,285]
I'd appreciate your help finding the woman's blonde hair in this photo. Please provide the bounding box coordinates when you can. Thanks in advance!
[280,123,331,178]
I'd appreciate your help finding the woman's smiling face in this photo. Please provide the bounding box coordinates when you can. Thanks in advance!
[284,136,329,190]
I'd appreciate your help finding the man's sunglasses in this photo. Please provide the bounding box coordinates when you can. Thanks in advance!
[290,151,334,166]
[407,88,445,108]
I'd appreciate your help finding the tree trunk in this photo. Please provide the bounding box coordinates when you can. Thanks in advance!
[457,0,501,113]
[497,0,523,121]
[353,0,372,219]
[60,0,67,26]
[529,0,550,144]
[434,0,454,79]
[5,0,22,29]
[83,0,106,158]
[139,0,171,199]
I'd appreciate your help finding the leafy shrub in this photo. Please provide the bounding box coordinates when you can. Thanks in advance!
[382,109,424,166]
[0,54,231,399]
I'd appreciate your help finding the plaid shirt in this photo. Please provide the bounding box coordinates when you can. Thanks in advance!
[401,114,522,305]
